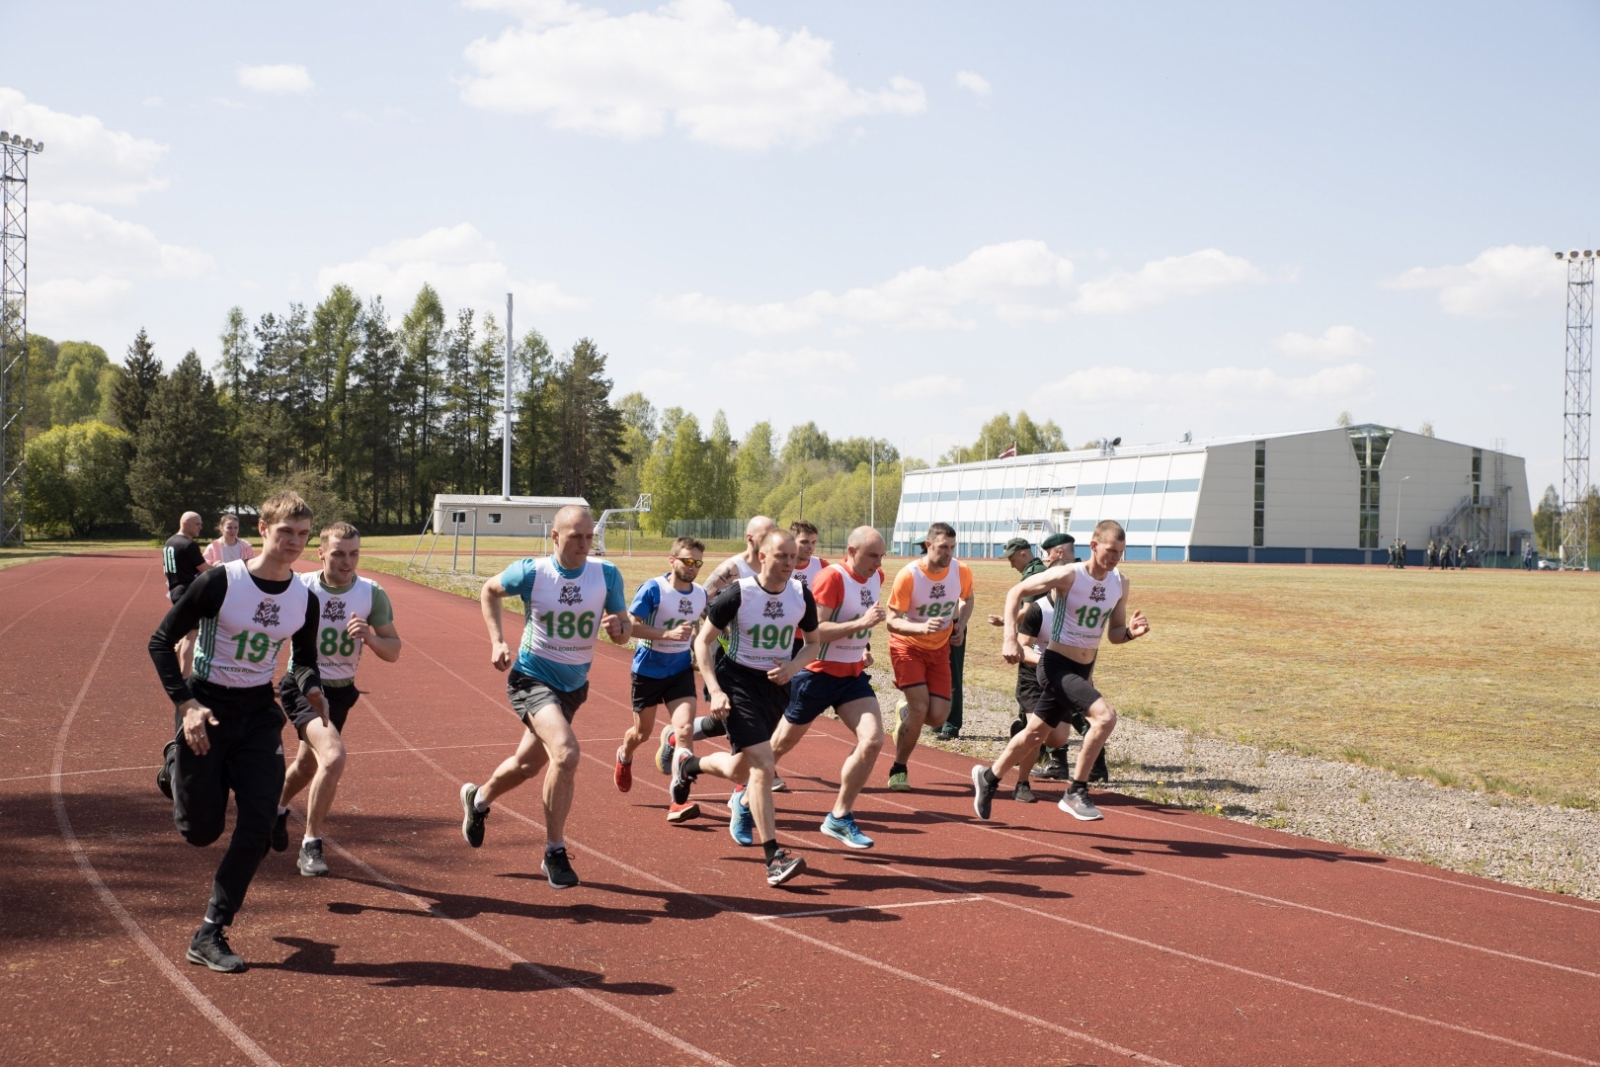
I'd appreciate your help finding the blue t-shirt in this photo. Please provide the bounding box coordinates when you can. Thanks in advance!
[629,576,697,679]
[497,556,628,691]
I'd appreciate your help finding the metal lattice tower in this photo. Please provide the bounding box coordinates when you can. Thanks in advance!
[1,131,42,547]
[1557,249,1593,570]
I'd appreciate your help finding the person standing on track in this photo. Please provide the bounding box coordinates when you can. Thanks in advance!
[884,523,973,792]
[459,505,631,890]
[203,513,257,567]
[790,519,828,589]
[972,520,1149,823]
[274,522,402,877]
[768,526,888,848]
[617,536,707,824]
[671,528,816,886]
[148,491,327,973]
[163,511,212,677]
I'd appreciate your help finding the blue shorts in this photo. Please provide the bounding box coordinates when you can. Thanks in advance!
[785,670,876,725]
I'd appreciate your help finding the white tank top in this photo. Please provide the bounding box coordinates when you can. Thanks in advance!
[724,576,809,671]
[520,557,609,665]
[1048,565,1124,650]
[293,572,375,683]
[905,561,962,629]
[816,564,881,665]
[192,559,311,689]
[1028,596,1055,645]
[638,575,707,656]
[794,556,825,589]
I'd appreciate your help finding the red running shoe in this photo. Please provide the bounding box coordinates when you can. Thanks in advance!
[667,801,700,823]
[615,754,632,793]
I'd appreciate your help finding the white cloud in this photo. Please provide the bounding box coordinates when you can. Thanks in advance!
[955,70,992,96]
[1072,249,1266,314]
[0,87,168,205]
[460,0,926,150]
[30,276,137,329]
[32,200,214,282]
[1384,244,1565,318]
[1275,324,1373,361]
[317,223,588,315]
[1040,362,1377,416]
[708,346,856,395]
[889,374,966,400]
[237,64,315,95]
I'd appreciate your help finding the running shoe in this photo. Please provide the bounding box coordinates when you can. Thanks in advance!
[936,723,960,741]
[542,846,580,889]
[271,808,290,853]
[669,747,696,806]
[1013,781,1037,804]
[765,849,806,887]
[820,812,874,849]
[614,753,633,793]
[1008,717,1026,739]
[156,740,177,800]
[460,783,488,847]
[667,801,700,823]
[186,925,246,973]
[1089,748,1109,784]
[655,724,676,774]
[887,769,910,792]
[771,776,788,793]
[1058,783,1103,822]
[1031,751,1073,781]
[729,786,755,846]
[888,700,907,744]
[971,765,998,820]
[297,839,329,877]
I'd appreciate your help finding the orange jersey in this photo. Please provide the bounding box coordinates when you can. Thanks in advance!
[887,559,973,652]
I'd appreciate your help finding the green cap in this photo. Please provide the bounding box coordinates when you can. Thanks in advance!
[1001,536,1033,555]
[1041,532,1075,550]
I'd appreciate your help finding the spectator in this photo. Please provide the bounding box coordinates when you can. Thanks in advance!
[203,513,257,566]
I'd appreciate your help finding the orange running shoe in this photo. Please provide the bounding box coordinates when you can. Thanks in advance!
[615,754,632,793]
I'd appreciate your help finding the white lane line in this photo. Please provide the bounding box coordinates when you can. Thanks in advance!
[2,764,161,784]
[50,565,280,1067]
[752,896,984,921]
[1,563,113,641]
[361,694,1187,1067]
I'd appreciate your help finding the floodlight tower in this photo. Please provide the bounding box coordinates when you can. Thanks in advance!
[1555,249,1593,570]
[0,130,43,547]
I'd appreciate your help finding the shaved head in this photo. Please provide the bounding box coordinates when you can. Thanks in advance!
[844,525,885,579]
[553,504,593,533]
[179,511,202,537]
[761,528,796,553]
[847,525,884,552]
[746,515,776,540]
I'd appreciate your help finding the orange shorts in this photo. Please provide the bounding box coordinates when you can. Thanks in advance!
[889,639,953,700]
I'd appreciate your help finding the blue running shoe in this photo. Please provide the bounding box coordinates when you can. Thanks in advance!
[820,812,874,849]
[729,787,755,846]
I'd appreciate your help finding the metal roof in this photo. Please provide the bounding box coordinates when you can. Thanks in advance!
[432,494,589,507]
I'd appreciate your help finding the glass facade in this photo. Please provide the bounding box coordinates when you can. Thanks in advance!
[1252,441,1265,548]
[1349,426,1392,550]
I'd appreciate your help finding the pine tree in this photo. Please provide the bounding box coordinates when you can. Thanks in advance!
[128,351,236,534]
[111,327,162,439]
[547,338,628,506]
[309,285,363,479]
[512,328,554,495]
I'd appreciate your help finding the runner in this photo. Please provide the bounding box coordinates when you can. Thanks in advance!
[162,511,211,677]
[274,522,402,877]
[769,526,888,848]
[790,519,828,589]
[972,520,1150,822]
[670,528,815,886]
[619,536,707,824]
[459,505,631,890]
[884,523,973,791]
[148,491,326,973]
[203,513,257,566]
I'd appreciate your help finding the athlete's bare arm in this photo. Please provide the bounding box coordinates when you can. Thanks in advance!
[703,556,745,594]
[1105,579,1150,644]
[629,615,695,642]
[480,577,513,671]
[950,585,975,648]
[1001,564,1079,662]
[810,603,886,644]
[692,620,730,719]
[351,617,402,662]
[769,628,819,685]
[602,608,632,644]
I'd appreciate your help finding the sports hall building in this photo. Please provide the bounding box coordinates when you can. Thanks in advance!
[890,425,1534,565]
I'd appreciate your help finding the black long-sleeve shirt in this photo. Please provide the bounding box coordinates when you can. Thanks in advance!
[149,566,322,705]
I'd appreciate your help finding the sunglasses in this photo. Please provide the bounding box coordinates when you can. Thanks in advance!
[674,557,704,567]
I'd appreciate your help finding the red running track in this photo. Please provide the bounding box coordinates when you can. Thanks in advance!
[2,552,1597,1066]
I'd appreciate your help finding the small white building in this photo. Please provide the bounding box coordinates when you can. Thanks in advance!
[431,494,589,537]
[891,426,1534,565]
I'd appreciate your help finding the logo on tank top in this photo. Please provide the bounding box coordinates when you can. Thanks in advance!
[929,582,946,600]
[678,597,696,614]
[322,597,346,622]
[252,600,281,628]
[860,588,874,606]
[1090,584,1107,603]
[558,582,583,606]
[762,599,786,619]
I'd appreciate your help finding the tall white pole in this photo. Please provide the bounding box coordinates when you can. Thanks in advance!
[502,292,513,498]
[870,440,876,529]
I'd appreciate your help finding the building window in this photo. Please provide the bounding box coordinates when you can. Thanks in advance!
[488,513,502,525]
[450,511,467,524]
[1253,441,1266,547]
[1471,449,1482,505]
[528,514,537,525]
[1349,426,1393,550]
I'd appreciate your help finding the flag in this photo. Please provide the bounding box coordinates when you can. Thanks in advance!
[998,443,1017,458]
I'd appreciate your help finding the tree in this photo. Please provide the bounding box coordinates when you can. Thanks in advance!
[129,351,237,534]
[111,328,162,438]
[1335,411,1352,427]
[24,420,133,536]
[309,284,364,479]
[48,341,117,425]
[1533,484,1561,557]
[511,327,554,497]
[641,408,702,530]
[398,285,447,522]
[613,392,657,506]
[24,333,58,436]
[735,421,777,516]
[1419,420,1435,438]
[702,411,739,518]
[545,338,628,506]
[939,411,1064,465]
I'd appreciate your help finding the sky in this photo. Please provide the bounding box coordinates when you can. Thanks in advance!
[3,0,1596,492]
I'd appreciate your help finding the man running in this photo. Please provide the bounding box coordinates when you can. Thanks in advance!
[972,520,1149,823]
[274,522,402,877]
[884,523,973,791]
[790,519,828,589]
[618,536,707,824]
[769,526,888,848]
[203,513,257,566]
[148,491,326,973]
[671,528,815,886]
[460,505,630,890]
[163,511,211,677]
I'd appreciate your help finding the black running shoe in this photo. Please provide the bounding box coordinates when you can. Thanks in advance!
[186,925,245,973]
[297,839,329,877]
[460,783,488,848]
[156,740,177,800]
[669,747,697,806]
[541,847,579,889]
[1008,717,1026,739]
[271,809,289,853]
[1013,781,1036,804]
[1031,751,1073,781]
[765,849,806,887]
[1089,748,1109,784]
[971,765,998,820]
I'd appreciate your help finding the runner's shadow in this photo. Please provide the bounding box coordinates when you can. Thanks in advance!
[261,936,673,995]
[1029,825,1381,865]
[327,876,679,926]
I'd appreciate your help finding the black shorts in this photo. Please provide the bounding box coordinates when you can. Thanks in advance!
[508,669,587,726]
[785,669,875,725]
[169,584,188,605]
[279,675,360,737]
[632,667,697,713]
[1031,650,1101,729]
[714,660,789,755]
